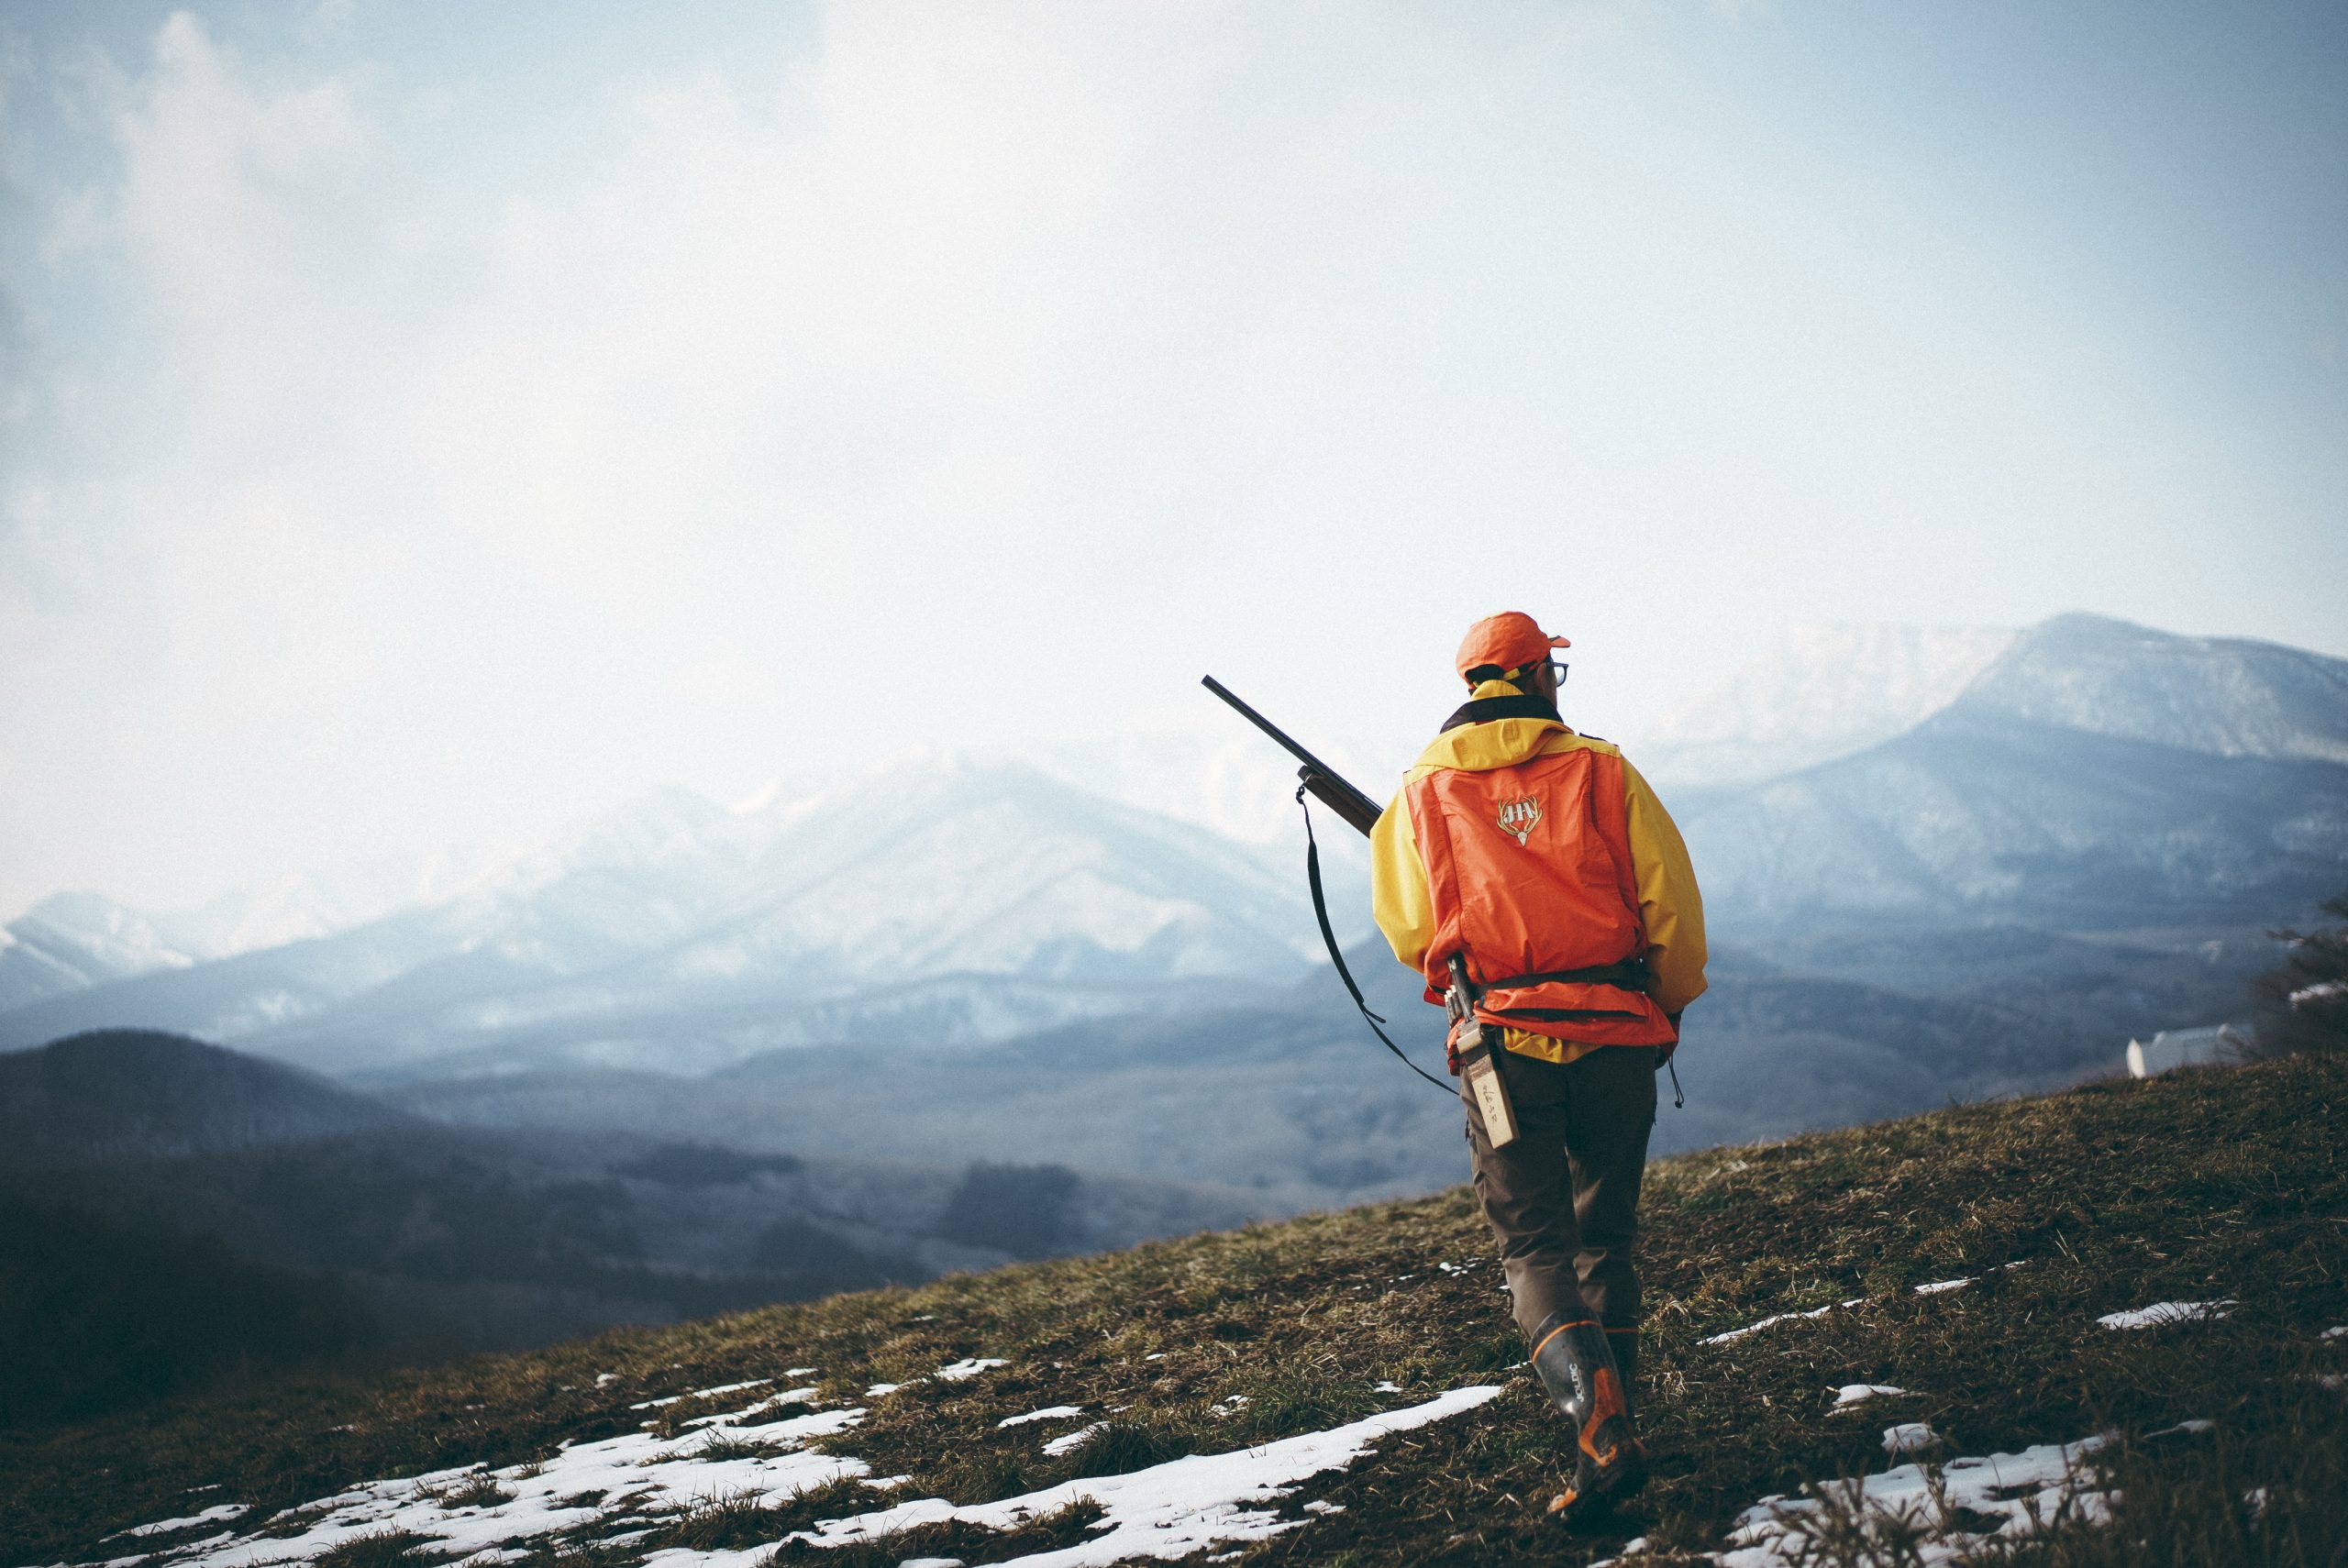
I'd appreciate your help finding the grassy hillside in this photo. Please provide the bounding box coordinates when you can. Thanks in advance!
[8,1054,2343,1567]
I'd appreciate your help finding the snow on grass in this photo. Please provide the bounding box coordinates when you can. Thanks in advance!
[2320,1325,2345,1342]
[682,1387,820,1426]
[1831,1385,1906,1409]
[631,1379,771,1410]
[111,1508,247,1540]
[1700,1298,1864,1346]
[777,1385,1505,1568]
[865,1382,903,1397]
[998,1407,1086,1429]
[1911,1262,2024,1297]
[1041,1423,1109,1457]
[933,1358,1009,1382]
[105,1403,869,1567]
[2097,1299,2237,1331]
[1712,1432,2115,1566]
[1704,1264,2032,1345]
[1881,1422,1939,1453]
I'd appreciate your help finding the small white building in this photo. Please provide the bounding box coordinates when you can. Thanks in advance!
[2125,1023,2254,1078]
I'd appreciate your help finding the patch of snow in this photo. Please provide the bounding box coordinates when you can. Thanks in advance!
[113,1508,247,1540]
[1209,1395,1250,1418]
[866,1383,903,1397]
[1912,1263,2025,1297]
[862,1475,913,1490]
[1882,1423,1939,1453]
[896,1560,966,1568]
[1301,1500,1345,1515]
[785,1386,1505,1568]
[1831,1385,1906,1409]
[686,1387,819,1425]
[1042,1422,1109,1458]
[1372,1381,1402,1393]
[1701,1298,1865,1346]
[1715,1433,2114,1566]
[112,1403,868,1566]
[594,1373,618,1386]
[933,1358,1007,1382]
[2145,1419,2216,1439]
[999,1407,1087,1429]
[631,1378,770,1410]
[2320,1325,2346,1342]
[786,1366,818,1376]
[2097,1299,2236,1331]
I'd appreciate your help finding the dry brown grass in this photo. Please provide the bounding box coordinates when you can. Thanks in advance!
[6,1055,2342,1566]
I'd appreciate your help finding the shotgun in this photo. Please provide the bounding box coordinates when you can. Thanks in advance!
[1201,674,1468,1102]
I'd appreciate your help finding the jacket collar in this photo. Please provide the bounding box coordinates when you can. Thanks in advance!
[1412,679,1574,773]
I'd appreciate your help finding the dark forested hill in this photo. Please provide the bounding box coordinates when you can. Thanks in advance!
[0,1029,408,1164]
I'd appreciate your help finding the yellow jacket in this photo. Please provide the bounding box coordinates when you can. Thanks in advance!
[1369,684,1708,1065]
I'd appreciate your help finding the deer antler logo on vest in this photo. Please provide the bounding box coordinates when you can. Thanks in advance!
[1496,796,1542,846]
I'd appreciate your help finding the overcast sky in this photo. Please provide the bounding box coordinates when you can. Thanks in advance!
[3,0,2343,915]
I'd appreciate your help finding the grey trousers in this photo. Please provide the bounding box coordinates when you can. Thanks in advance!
[1463,1043,1659,1343]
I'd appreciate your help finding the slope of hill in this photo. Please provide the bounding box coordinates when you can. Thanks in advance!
[0,1030,408,1164]
[9,1052,2340,1567]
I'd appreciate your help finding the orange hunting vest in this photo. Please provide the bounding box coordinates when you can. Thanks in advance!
[1400,744,1677,1048]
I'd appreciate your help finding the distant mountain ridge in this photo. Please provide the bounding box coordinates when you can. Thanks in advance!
[1678,615,2348,933]
[2,613,2341,1091]
[1635,623,2020,790]
[0,760,1329,1074]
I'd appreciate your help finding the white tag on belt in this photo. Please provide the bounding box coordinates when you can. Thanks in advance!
[1460,1039,1519,1147]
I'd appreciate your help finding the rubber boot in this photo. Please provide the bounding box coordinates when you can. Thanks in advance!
[1607,1327,1639,1420]
[1530,1315,1646,1525]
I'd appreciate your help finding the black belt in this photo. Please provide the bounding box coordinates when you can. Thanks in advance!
[1482,959,1650,992]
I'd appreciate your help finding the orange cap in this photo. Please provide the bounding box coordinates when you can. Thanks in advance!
[1456,612,1571,679]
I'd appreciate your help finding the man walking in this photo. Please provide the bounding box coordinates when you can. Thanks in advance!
[1369,610,1706,1524]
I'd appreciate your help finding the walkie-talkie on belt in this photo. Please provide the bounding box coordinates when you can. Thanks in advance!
[1445,954,1519,1147]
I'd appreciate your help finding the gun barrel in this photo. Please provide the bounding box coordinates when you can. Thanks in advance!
[1201,675,1383,835]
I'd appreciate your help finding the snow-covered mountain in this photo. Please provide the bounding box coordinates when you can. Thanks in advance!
[161,841,518,957]
[1951,613,2348,764]
[5,612,2341,1081]
[1680,615,2348,931]
[0,759,1336,1076]
[1634,624,2019,791]
[0,893,199,1014]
